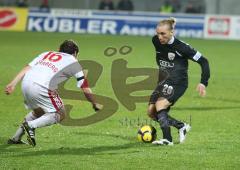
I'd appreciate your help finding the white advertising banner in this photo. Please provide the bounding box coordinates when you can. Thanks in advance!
[205,15,240,40]
[231,16,240,39]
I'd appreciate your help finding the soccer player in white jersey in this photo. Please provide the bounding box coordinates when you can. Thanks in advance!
[5,40,100,146]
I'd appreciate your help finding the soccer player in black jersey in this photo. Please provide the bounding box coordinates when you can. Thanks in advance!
[148,18,210,145]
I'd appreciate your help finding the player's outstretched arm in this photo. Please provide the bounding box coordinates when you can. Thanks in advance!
[5,65,31,95]
[80,79,102,111]
[82,87,102,111]
[196,56,210,97]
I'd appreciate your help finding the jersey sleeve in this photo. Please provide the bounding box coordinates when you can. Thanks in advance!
[152,35,161,66]
[75,71,85,88]
[152,35,158,50]
[180,41,202,62]
[179,41,210,86]
[69,61,85,88]
[197,57,210,86]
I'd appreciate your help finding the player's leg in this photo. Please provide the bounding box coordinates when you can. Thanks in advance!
[152,97,173,145]
[168,113,184,129]
[22,107,65,146]
[21,82,65,146]
[167,113,191,143]
[148,104,185,129]
[7,111,42,144]
[27,107,65,129]
[149,83,173,145]
[35,88,65,127]
[21,108,45,146]
[8,80,44,145]
[148,84,161,121]
[167,84,191,143]
[149,82,190,144]
[147,104,157,121]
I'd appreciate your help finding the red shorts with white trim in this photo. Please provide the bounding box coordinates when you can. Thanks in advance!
[21,80,63,113]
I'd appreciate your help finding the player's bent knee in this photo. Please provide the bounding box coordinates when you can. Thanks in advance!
[147,108,153,115]
[33,108,45,118]
[148,104,156,113]
[147,105,157,120]
[147,112,156,120]
[58,112,66,122]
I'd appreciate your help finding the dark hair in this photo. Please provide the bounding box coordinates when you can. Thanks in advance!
[59,40,79,55]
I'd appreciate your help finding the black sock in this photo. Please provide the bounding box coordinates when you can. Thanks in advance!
[161,127,172,142]
[168,115,184,129]
[157,109,172,142]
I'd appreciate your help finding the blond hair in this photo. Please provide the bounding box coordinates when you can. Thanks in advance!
[157,17,176,30]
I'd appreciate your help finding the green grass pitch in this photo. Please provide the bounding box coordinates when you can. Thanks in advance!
[0,31,240,169]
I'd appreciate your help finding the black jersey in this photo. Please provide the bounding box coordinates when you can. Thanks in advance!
[152,35,210,86]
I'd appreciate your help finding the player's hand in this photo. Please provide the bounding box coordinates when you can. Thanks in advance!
[92,103,102,111]
[196,83,206,97]
[5,84,15,95]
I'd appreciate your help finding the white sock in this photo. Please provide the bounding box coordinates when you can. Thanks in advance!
[28,113,60,129]
[25,111,38,122]
[12,112,37,141]
[12,126,25,141]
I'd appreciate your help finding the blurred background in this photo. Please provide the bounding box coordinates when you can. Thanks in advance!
[1,0,240,15]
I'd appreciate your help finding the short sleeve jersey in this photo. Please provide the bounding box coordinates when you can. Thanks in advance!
[23,51,84,90]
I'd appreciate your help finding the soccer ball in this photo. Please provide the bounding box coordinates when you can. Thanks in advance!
[137,125,157,143]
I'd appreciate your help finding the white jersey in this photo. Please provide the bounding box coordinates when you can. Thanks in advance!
[23,51,84,90]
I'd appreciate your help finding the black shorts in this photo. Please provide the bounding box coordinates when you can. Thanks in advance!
[149,81,187,106]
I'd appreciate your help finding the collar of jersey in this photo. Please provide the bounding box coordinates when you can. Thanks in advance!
[168,36,175,45]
